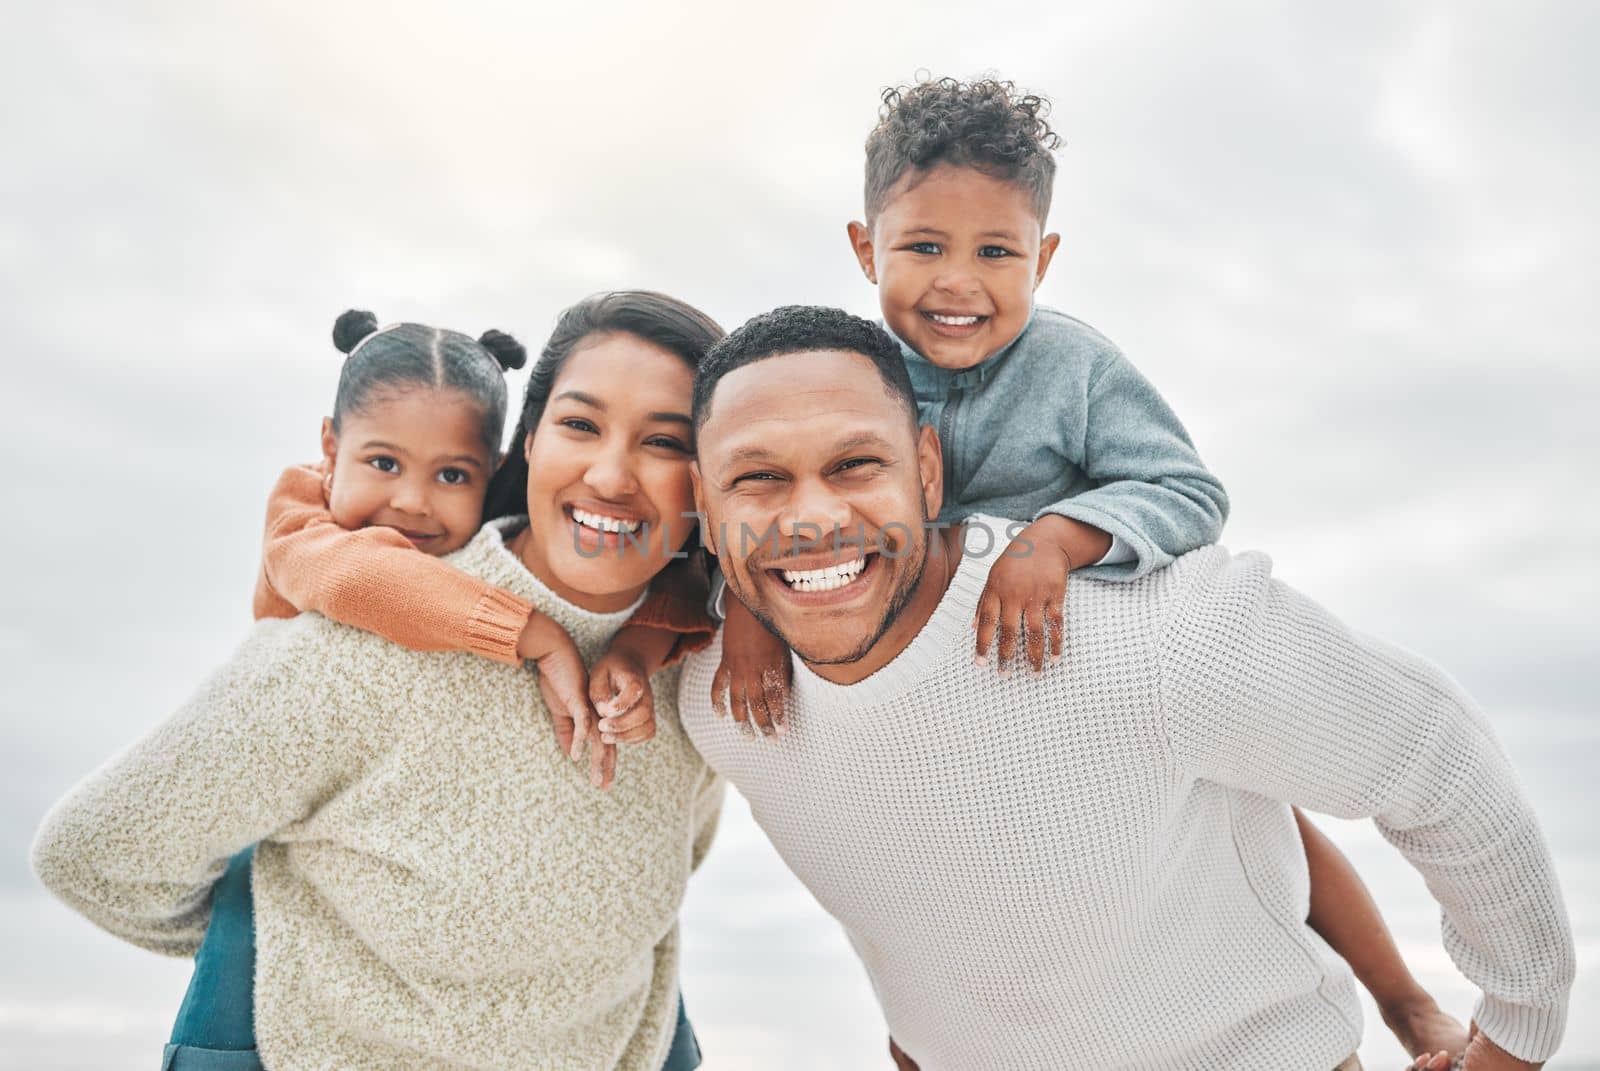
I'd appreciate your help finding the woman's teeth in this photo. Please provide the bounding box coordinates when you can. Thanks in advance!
[571,508,642,534]
[926,312,982,326]
[780,557,867,592]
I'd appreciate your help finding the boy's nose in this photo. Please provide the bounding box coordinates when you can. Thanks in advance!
[931,269,981,297]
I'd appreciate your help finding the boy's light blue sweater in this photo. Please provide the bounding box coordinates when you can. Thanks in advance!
[895,305,1229,580]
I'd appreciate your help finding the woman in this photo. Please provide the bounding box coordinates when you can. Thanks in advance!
[32,292,725,1070]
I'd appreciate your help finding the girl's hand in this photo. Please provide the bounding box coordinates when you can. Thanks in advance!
[587,649,657,791]
[711,596,792,737]
[520,612,595,764]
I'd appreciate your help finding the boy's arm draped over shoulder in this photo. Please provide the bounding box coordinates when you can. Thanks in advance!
[1155,549,1575,1064]
[30,622,371,956]
[256,464,533,663]
[1037,348,1228,580]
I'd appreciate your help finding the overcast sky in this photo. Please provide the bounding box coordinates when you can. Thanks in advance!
[2,2,1596,1067]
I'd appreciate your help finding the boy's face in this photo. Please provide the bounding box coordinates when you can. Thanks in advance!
[848,164,1060,370]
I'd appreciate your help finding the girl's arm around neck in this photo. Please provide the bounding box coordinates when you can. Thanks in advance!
[258,464,533,664]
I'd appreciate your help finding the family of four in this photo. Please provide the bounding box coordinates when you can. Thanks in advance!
[32,77,1573,1070]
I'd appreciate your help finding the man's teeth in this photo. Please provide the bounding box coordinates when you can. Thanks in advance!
[928,313,981,326]
[780,557,867,592]
[572,508,641,534]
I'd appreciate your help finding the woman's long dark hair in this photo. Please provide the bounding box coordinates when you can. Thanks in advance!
[483,291,725,539]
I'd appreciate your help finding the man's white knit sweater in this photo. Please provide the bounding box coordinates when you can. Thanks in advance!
[33,520,723,1071]
[679,517,1573,1070]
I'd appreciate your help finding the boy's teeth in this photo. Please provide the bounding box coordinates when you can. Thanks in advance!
[780,557,866,591]
[572,508,641,534]
[928,313,981,326]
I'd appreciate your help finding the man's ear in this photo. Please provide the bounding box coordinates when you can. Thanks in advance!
[916,423,945,521]
[1034,231,1062,289]
[320,417,338,472]
[689,463,716,557]
[846,220,879,284]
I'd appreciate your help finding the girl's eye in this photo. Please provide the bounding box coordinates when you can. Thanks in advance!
[978,245,1015,259]
[907,241,940,255]
[437,468,471,486]
[560,417,599,434]
[368,456,399,474]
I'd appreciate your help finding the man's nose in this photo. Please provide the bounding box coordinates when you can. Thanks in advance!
[777,476,853,549]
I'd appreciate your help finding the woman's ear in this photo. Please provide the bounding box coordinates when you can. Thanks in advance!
[523,429,535,462]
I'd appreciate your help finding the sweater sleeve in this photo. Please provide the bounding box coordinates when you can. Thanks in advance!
[1155,550,1575,1063]
[30,622,367,957]
[1035,353,1229,581]
[259,465,533,664]
[626,555,717,669]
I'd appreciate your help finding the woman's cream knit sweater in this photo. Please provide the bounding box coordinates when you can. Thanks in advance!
[33,519,723,1070]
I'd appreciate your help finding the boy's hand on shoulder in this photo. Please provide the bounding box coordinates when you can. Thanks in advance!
[587,648,657,791]
[520,612,595,766]
[711,596,792,738]
[973,515,1107,674]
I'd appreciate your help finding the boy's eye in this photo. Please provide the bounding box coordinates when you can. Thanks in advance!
[906,241,940,255]
[368,456,399,474]
[978,245,1015,259]
[560,417,599,434]
[437,467,471,486]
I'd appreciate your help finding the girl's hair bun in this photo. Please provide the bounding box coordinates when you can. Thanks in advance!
[332,309,380,354]
[478,329,527,371]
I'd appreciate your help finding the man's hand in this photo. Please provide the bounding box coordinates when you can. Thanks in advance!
[1459,1020,1544,1070]
[520,611,594,764]
[711,595,792,737]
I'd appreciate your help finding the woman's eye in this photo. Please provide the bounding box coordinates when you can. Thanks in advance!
[560,417,599,434]
[978,245,1015,259]
[645,436,689,453]
[368,456,399,474]
[438,468,471,486]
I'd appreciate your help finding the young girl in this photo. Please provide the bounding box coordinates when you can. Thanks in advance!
[45,304,720,1069]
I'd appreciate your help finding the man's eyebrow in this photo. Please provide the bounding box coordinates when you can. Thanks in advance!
[833,432,896,454]
[717,444,780,471]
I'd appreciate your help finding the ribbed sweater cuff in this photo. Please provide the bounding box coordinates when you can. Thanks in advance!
[467,587,534,665]
[1472,993,1568,1063]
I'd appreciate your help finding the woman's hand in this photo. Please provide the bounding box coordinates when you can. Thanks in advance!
[587,648,657,791]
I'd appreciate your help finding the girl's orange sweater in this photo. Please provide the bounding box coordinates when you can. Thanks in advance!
[251,464,714,666]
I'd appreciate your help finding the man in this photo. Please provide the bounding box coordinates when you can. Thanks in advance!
[677,305,1573,1070]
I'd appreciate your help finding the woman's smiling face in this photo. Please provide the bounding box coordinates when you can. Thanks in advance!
[517,332,699,612]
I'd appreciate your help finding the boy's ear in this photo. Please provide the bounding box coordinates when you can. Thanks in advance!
[846,220,878,284]
[320,417,338,470]
[1034,232,1062,289]
[689,463,716,556]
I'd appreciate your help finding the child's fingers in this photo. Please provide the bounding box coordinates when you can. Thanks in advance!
[711,664,731,719]
[610,723,655,745]
[589,738,616,790]
[972,592,1001,666]
[994,603,1020,675]
[1022,600,1048,673]
[599,699,655,739]
[726,678,753,733]
[599,673,646,717]
[759,668,789,733]
[742,673,777,736]
[1047,598,1065,665]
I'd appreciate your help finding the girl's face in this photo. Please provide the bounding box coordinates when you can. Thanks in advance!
[517,333,697,612]
[320,387,496,557]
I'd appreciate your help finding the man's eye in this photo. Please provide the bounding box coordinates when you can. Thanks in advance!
[732,472,779,486]
[978,245,1015,259]
[368,456,399,473]
[836,457,882,473]
[560,418,598,434]
[438,468,470,486]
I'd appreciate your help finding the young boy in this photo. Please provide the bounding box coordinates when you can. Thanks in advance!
[705,76,1468,1071]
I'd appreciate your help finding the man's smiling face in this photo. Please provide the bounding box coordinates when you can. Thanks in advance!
[692,349,943,668]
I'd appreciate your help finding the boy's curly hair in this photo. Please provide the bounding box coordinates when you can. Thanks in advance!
[864,76,1060,223]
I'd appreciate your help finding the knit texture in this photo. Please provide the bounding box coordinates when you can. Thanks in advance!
[678,517,1573,1069]
[253,464,714,665]
[35,519,724,1071]
[892,306,1230,579]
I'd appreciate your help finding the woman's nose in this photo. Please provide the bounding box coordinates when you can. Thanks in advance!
[583,449,640,500]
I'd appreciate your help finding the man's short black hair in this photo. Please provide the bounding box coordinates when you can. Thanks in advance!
[864,76,1060,223]
[692,306,919,435]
